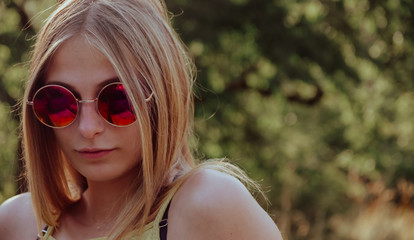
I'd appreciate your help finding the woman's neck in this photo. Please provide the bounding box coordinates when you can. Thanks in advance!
[68,169,140,231]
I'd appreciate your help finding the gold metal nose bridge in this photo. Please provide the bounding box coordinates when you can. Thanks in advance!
[77,98,98,104]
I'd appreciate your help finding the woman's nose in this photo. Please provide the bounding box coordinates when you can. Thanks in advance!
[77,102,105,139]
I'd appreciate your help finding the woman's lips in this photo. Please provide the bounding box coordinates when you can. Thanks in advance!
[77,148,115,159]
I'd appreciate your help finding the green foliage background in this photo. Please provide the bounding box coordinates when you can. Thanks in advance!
[1,0,413,239]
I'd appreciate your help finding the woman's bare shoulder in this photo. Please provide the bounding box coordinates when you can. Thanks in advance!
[169,168,283,240]
[0,192,38,239]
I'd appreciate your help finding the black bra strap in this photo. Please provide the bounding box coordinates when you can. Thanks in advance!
[159,201,171,240]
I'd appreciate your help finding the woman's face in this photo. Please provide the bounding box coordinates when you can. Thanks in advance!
[45,36,143,183]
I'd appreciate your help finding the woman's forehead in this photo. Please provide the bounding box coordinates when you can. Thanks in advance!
[44,36,119,96]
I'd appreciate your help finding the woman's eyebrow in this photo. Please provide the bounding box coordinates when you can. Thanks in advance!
[46,77,121,98]
[96,77,121,90]
[45,81,80,97]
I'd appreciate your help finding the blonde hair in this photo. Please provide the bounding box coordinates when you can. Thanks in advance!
[22,0,262,239]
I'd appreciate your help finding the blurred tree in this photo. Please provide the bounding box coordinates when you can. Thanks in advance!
[166,0,414,239]
[1,0,413,239]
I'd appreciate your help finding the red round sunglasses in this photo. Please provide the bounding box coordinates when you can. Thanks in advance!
[27,82,143,128]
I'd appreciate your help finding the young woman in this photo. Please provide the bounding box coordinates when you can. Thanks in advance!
[0,0,283,239]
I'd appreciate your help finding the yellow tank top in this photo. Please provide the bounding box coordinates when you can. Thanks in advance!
[42,187,178,240]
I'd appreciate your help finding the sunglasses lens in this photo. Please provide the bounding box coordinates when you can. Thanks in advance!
[98,83,136,126]
[33,86,78,127]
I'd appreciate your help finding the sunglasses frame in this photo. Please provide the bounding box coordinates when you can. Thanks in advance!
[27,82,148,128]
